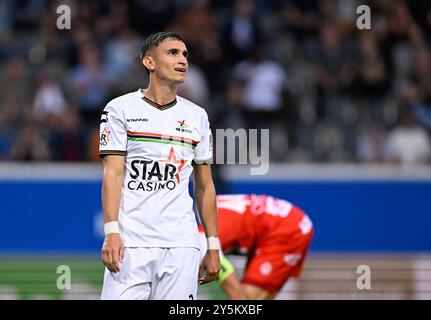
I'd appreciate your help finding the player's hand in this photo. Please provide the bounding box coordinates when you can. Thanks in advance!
[101,233,124,273]
[198,250,221,285]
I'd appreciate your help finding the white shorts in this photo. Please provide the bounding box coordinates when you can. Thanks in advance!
[100,247,200,300]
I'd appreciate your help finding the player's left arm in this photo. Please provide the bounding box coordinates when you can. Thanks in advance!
[194,164,220,284]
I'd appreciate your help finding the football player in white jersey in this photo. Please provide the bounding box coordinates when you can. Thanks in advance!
[99,32,220,300]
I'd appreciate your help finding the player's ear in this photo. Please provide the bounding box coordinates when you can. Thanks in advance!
[142,55,155,72]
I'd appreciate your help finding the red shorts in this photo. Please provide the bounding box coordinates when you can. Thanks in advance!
[242,216,314,293]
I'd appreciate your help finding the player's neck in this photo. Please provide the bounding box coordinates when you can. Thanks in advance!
[143,79,178,105]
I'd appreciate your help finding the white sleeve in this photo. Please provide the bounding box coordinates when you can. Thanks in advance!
[193,110,213,165]
[99,103,127,157]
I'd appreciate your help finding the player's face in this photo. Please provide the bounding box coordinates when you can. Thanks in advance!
[150,39,188,84]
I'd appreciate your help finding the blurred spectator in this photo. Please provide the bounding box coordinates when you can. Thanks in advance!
[357,124,387,163]
[281,0,321,45]
[68,22,95,67]
[381,0,415,80]
[352,31,390,123]
[11,125,50,161]
[0,56,32,106]
[169,0,223,91]
[0,128,14,160]
[0,95,26,129]
[215,80,248,130]
[128,0,175,36]
[104,27,145,96]
[312,120,346,162]
[221,0,261,64]
[384,108,431,165]
[354,32,389,100]
[49,108,87,162]
[32,70,68,124]
[0,0,12,39]
[68,44,112,126]
[401,78,431,133]
[10,0,46,30]
[105,28,142,80]
[233,47,291,161]
[400,44,431,133]
[313,22,356,118]
[0,97,22,160]
[407,1,431,35]
[233,48,288,118]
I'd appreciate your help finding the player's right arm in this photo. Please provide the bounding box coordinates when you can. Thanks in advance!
[99,102,128,273]
[101,155,125,273]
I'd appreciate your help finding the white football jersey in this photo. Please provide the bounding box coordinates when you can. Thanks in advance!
[99,89,213,248]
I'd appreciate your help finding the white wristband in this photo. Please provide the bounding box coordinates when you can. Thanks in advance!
[104,221,120,235]
[207,236,220,250]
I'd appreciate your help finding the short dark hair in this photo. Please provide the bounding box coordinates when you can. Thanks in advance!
[140,31,186,74]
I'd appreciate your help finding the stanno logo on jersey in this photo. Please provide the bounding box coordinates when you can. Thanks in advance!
[127,118,148,123]
[100,127,111,146]
[127,147,187,192]
[176,119,192,133]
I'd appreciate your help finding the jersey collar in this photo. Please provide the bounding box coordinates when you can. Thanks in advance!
[139,89,177,111]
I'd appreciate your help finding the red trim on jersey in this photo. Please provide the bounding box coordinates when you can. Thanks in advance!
[127,131,198,144]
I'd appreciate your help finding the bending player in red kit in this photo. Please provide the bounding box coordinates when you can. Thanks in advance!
[199,194,314,300]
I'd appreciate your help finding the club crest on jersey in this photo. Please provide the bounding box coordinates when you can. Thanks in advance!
[127,147,186,192]
[176,119,192,133]
[100,127,111,146]
[259,262,272,276]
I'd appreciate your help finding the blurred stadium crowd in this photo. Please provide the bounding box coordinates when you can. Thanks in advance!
[0,0,431,164]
